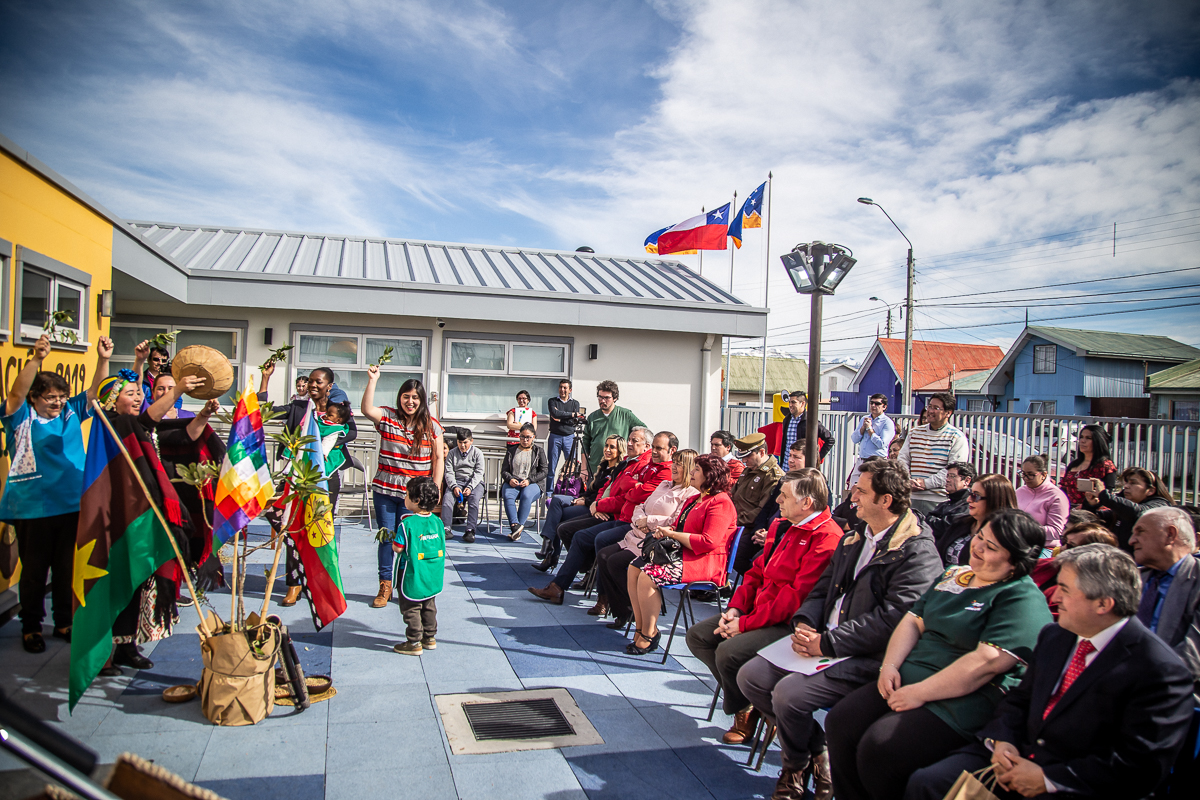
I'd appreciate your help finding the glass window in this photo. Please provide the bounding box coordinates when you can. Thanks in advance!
[450,341,505,371]
[293,331,429,412]
[177,329,236,358]
[299,334,358,364]
[331,369,424,410]
[56,284,81,330]
[110,322,244,409]
[967,399,987,412]
[110,325,167,357]
[446,375,564,416]
[367,337,421,367]
[512,344,565,374]
[21,271,51,327]
[1173,400,1199,422]
[1033,345,1056,374]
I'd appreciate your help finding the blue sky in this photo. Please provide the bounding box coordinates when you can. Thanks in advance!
[2,0,1199,361]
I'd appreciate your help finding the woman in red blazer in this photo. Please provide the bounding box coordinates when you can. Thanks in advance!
[626,454,737,655]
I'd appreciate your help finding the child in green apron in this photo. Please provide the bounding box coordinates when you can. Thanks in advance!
[392,476,446,655]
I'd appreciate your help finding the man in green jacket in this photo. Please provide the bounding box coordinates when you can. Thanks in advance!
[581,380,646,476]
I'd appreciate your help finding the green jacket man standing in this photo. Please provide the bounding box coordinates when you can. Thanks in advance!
[581,380,646,474]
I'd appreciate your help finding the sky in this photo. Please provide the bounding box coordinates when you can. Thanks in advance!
[2,0,1199,363]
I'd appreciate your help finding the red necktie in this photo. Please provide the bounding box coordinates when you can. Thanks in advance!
[1043,639,1095,719]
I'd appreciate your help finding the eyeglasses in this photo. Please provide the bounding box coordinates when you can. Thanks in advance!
[1021,471,1042,479]
[597,394,613,400]
[40,395,69,404]
[968,491,987,502]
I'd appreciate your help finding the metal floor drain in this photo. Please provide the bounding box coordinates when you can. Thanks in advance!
[436,688,604,755]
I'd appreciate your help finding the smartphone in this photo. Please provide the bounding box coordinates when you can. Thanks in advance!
[1075,478,1094,492]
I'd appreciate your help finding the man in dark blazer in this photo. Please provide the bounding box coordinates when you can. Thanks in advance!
[906,544,1194,800]
[1131,506,1200,700]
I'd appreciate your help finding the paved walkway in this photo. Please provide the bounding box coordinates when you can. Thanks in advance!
[1,518,781,800]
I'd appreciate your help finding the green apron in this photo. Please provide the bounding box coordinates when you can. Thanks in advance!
[393,513,446,601]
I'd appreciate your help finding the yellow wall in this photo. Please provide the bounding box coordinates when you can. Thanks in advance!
[0,148,113,593]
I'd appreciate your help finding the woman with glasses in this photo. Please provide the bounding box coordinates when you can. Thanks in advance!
[2,334,113,653]
[934,473,1018,566]
[501,423,549,540]
[1015,455,1070,547]
[1083,466,1173,551]
[505,389,537,445]
[1058,424,1116,508]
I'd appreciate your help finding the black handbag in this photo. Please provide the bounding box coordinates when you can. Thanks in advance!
[640,534,682,566]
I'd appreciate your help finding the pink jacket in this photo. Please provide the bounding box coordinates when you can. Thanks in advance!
[631,482,699,531]
[1017,480,1070,546]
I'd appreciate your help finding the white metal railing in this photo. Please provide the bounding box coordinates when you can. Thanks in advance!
[723,408,1200,505]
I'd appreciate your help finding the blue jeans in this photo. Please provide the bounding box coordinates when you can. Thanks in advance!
[543,496,590,559]
[502,484,542,528]
[546,433,575,491]
[552,519,629,590]
[374,492,408,581]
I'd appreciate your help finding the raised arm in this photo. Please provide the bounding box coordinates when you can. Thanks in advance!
[359,364,384,424]
[6,334,51,416]
[147,375,203,422]
[258,361,275,396]
[87,336,114,406]
[133,339,149,380]
[186,399,220,441]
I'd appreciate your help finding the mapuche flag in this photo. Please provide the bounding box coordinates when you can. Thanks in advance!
[280,401,345,630]
[656,203,731,255]
[71,411,186,709]
[211,382,274,548]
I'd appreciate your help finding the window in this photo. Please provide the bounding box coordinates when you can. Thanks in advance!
[966,399,988,412]
[294,331,426,410]
[110,322,245,408]
[16,246,91,346]
[1173,400,1199,422]
[444,338,570,418]
[0,238,11,339]
[828,376,838,392]
[1028,401,1057,415]
[1033,344,1056,374]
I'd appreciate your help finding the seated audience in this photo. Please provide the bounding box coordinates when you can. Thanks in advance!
[906,544,1195,800]
[529,430,672,604]
[442,427,484,543]
[594,449,699,627]
[730,432,786,574]
[747,438,808,543]
[935,473,1018,566]
[1016,455,1069,547]
[737,458,943,800]
[625,454,736,656]
[501,423,548,540]
[1030,522,1118,616]
[535,434,625,571]
[1130,506,1200,698]
[924,461,975,542]
[710,429,745,480]
[687,469,842,746]
[1085,466,1172,551]
[1058,423,1117,508]
[826,509,1052,800]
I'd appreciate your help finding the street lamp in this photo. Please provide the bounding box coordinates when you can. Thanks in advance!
[781,241,857,468]
[858,197,915,415]
[869,296,899,338]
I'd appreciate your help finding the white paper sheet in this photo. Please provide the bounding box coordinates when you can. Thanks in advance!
[757,635,848,675]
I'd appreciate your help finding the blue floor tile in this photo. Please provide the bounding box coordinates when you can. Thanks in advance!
[195,774,324,800]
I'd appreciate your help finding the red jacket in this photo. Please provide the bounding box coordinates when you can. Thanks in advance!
[596,451,672,522]
[726,457,745,481]
[677,492,738,584]
[729,508,841,633]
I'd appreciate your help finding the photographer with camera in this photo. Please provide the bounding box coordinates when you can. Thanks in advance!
[547,379,581,487]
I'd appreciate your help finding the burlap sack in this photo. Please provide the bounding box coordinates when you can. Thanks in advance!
[198,620,280,726]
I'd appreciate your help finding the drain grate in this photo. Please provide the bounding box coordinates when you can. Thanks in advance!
[462,698,576,740]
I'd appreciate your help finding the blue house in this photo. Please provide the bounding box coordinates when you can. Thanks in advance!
[981,326,1200,418]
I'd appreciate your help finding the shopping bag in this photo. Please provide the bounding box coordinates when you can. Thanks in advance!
[941,766,1000,800]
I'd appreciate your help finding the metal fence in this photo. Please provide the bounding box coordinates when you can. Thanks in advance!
[724,407,1200,505]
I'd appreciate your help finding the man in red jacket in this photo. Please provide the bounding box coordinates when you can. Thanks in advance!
[685,468,842,745]
[529,431,676,604]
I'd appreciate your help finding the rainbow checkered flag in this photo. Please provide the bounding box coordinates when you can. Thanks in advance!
[211,382,275,547]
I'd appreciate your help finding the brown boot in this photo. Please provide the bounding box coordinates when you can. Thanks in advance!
[280,586,302,607]
[371,580,393,608]
[811,750,832,800]
[722,707,759,744]
[527,583,564,605]
[770,767,808,800]
[586,595,608,617]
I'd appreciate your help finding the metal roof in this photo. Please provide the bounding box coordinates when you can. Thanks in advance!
[856,338,1004,393]
[1148,359,1200,391]
[1028,326,1200,363]
[126,222,747,308]
[727,354,809,393]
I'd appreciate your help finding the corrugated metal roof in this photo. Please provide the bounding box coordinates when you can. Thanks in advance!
[876,338,1004,393]
[126,222,747,307]
[1029,326,1200,363]
[727,354,808,393]
[921,368,991,393]
[1148,359,1200,391]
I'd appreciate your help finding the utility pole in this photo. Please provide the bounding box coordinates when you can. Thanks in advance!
[903,246,914,415]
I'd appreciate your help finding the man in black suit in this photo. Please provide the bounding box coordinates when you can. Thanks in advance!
[906,544,1194,799]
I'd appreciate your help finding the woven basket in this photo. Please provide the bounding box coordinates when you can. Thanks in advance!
[172,345,234,400]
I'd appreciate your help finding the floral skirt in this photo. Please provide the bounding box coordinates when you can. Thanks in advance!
[629,555,683,587]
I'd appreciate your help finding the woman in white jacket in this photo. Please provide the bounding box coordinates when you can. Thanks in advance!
[592,449,699,627]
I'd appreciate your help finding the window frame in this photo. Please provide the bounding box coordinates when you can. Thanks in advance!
[110,317,248,409]
[15,246,92,350]
[442,334,572,421]
[1032,344,1056,374]
[0,238,11,341]
[1028,400,1057,415]
[290,327,430,413]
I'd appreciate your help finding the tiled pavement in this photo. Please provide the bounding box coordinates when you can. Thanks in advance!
[1,517,782,799]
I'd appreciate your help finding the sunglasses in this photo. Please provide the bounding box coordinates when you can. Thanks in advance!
[869,400,884,406]
[151,357,169,364]
[968,491,987,502]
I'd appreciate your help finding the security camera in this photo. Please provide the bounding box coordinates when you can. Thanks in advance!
[436,318,446,329]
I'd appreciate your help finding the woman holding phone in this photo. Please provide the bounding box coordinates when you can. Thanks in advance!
[1057,424,1116,508]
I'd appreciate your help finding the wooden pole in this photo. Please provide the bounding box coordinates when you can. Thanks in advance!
[89,400,212,638]
[259,492,302,619]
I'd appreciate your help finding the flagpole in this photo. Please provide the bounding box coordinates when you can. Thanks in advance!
[229,528,240,630]
[699,206,705,277]
[722,191,736,433]
[89,400,213,638]
[760,173,772,421]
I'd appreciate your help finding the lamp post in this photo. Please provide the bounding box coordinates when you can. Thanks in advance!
[858,198,914,415]
[780,241,857,469]
[869,296,899,338]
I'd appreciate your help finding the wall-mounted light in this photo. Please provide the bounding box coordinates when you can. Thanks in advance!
[264,327,274,346]
[98,289,113,318]
[588,344,598,360]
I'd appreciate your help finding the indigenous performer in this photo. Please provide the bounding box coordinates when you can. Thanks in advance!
[1,334,112,653]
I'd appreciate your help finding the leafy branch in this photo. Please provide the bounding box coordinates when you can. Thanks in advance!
[27,310,78,354]
[372,345,394,367]
[260,344,294,371]
[151,330,181,349]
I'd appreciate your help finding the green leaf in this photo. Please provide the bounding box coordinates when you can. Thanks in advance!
[151,330,181,349]
[260,344,294,371]
[372,345,394,367]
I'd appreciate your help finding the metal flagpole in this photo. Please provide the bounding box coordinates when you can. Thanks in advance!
[721,192,736,432]
[698,206,705,277]
[759,173,772,424]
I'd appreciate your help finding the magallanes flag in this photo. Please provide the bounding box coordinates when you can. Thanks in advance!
[71,410,187,709]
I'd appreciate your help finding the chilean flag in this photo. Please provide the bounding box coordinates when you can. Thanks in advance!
[656,203,731,255]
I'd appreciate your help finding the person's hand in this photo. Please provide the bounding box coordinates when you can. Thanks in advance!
[885,683,926,712]
[134,340,150,361]
[992,749,1048,797]
[366,364,379,380]
[589,501,598,515]
[175,375,205,398]
[595,512,611,522]
[462,487,471,497]
[1083,490,1099,505]
[198,399,220,419]
[791,628,823,657]
[509,478,520,487]
[911,478,926,490]
[877,664,902,699]
[752,528,768,545]
[165,407,179,419]
[520,479,530,488]
[572,497,585,506]
[96,336,114,360]
[31,334,52,361]
[990,741,1021,774]
[261,361,275,379]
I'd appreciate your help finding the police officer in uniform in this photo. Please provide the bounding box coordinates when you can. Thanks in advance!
[730,432,786,575]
